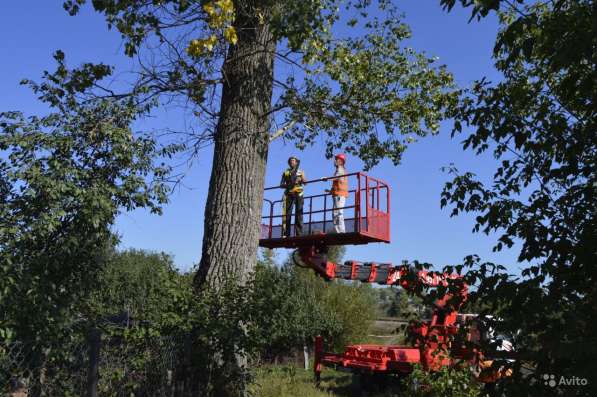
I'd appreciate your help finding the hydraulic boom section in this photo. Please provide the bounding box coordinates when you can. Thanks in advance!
[299,245,475,378]
[296,245,468,306]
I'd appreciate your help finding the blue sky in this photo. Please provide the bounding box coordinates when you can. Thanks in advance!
[0,2,522,272]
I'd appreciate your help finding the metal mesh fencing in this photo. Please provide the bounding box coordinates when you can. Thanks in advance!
[1,333,193,397]
[1,339,88,396]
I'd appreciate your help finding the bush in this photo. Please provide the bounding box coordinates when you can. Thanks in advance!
[404,365,482,397]
[85,249,192,328]
[251,255,378,361]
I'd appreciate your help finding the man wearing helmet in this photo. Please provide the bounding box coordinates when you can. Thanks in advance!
[280,156,307,237]
[329,153,348,233]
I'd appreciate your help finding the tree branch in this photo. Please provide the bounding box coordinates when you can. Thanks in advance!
[269,120,296,142]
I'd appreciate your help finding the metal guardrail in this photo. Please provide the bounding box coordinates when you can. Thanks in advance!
[261,172,390,242]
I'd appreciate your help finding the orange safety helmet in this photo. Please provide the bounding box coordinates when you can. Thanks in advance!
[334,153,346,164]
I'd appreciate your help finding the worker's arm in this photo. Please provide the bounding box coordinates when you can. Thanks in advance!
[280,173,287,188]
[300,171,307,184]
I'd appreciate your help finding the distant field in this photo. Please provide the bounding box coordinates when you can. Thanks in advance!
[360,318,408,346]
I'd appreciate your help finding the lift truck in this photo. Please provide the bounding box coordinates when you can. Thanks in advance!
[259,172,509,385]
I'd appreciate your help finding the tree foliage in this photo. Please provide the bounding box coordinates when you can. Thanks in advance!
[85,249,192,329]
[62,0,456,166]
[251,262,339,360]
[253,250,377,357]
[59,0,458,294]
[405,364,482,397]
[376,287,424,318]
[0,52,170,345]
[439,0,596,394]
[78,247,377,391]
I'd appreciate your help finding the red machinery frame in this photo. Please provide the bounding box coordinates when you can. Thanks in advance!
[259,171,506,384]
[259,172,390,249]
[308,260,474,381]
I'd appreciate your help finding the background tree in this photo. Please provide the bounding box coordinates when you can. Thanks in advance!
[84,249,192,330]
[252,249,377,360]
[62,0,457,290]
[377,288,423,318]
[251,261,339,362]
[0,52,170,345]
[439,0,596,394]
[0,54,170,394]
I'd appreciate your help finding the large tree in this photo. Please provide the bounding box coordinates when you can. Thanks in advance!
[0,53,170,396]
[63,0,457,289]
[439,0,595,394]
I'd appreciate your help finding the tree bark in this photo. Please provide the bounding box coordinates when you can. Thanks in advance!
[194,12,275,289]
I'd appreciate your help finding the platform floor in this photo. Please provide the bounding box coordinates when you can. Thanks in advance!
[259,232,388,249]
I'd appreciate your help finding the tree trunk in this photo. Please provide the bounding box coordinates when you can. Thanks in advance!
[194,11,275,289]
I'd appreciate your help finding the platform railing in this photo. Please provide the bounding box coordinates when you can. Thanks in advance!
[261,172,390,242]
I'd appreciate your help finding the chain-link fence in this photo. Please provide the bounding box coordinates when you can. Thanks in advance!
[1,332,195,397]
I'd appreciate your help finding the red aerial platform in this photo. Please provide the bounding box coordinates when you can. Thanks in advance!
[259,171,509,385]
[259,172,390,249]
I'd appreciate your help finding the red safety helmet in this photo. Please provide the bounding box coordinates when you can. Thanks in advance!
[334,153,346,164]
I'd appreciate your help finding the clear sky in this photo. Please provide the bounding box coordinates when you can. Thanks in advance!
[0,2,522,272]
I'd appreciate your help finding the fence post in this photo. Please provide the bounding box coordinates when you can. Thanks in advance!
[87,328,101,397]
[303,342,309,371]
[314,336,322,383]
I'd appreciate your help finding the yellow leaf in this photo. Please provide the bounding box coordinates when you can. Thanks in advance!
[216,0,234,15]
[186,35,218,57]
[224,26,238,45]
[204,35,218,51]
[203,2,216,15]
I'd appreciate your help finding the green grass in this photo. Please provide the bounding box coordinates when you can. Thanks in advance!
[250,365,352,397]
[248,320,412,396]
[250,364,405,397]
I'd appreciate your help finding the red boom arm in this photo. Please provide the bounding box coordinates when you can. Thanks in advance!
[298,245,473,376]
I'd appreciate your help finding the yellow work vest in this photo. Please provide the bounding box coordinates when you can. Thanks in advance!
[282,169,304,195]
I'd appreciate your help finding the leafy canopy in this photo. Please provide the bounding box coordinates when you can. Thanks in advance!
[84,249,192,330]
[253,248,377,356]
[63,0,457,169]
[0,51,171,343]
[439,0,596,394]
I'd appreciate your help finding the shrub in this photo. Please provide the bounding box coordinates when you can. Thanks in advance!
[404,365,482,397]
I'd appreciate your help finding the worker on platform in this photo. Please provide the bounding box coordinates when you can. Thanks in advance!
[281,156,306,237]
[329,153,348,233]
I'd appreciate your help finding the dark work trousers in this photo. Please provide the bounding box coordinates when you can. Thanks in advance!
[284,193,304,237]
